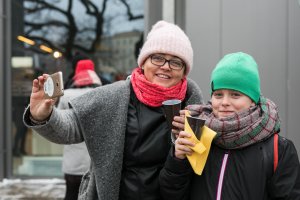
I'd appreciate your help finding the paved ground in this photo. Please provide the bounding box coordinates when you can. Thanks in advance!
[0,179,65,200]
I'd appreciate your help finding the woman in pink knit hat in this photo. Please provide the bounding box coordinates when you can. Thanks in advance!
[24,20,204,200]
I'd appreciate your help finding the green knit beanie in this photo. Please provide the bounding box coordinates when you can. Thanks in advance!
[211,52,261,104]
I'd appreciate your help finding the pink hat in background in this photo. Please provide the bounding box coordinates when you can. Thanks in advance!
[137,20,193,75]
[73,59,102,87]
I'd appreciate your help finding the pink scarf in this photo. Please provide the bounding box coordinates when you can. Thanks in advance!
[130,68,187,107]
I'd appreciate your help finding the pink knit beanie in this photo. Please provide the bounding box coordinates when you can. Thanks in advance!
[73,60,102,87]
[137,20,193,75]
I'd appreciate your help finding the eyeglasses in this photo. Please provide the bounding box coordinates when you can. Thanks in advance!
[150,54,185,71]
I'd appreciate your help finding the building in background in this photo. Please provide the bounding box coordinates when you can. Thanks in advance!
[0,0,144,180]
[96,30,143,82]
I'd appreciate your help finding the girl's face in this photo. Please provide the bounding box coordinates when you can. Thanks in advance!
[211,89,255,119]
[143,53,186,88]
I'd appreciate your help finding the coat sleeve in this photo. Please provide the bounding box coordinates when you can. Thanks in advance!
[23,106,84,144]
[268,136,300,199]
[186,78,204,106]
[159,147,194,200]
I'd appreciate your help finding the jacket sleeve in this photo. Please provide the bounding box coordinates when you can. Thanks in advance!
[186,78,204,106]
[268,136,300,199]
[159,147,194,200]
[23,106,84,144]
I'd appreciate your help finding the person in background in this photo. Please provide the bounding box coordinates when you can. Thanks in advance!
[23,20,204,200]
[64,53,111,89]
[159,52,300,200]
[57,59,102,200]
[12,96,29,156]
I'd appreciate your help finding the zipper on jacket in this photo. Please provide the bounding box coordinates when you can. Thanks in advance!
[216,151,230,200]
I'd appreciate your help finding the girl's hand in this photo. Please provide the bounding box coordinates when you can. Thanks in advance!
[174,131,195,159]
[172,110,187,138]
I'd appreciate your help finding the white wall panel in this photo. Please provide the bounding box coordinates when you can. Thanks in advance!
[186,0,222,102]
[287,1,300,152]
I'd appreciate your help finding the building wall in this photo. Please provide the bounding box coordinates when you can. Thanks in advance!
[287,0,300,156]
[0,0,5,180]
[0,0,13,180]
[185,0,300,155]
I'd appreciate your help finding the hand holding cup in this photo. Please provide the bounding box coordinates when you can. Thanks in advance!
[171,110,186,137]
[162,99,182,142]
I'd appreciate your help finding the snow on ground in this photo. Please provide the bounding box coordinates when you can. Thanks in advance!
[0,178,65,200]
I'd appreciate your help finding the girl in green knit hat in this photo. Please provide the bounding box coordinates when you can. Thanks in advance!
[160,52,300,199]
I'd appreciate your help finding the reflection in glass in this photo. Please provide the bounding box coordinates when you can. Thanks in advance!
[11,0,144,177]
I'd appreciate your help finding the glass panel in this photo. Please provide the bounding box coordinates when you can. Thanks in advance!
[11,0,144,177]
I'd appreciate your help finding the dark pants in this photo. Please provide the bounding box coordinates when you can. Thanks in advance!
[13,107,28,156]
[64,174,83,200]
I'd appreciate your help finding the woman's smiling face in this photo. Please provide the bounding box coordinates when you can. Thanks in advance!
[211,89,255,118]
[143,53,186,88]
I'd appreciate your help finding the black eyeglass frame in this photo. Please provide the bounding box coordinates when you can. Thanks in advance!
[149,54,186,71]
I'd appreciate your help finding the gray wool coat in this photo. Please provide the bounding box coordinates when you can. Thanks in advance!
[23,78,203,200]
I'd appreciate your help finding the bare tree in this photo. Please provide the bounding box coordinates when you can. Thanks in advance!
[23,0,143,60]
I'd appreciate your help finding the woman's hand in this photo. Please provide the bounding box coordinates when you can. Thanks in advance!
[30,74,56,121]
[174,131,195,159]
[171,110,186,138]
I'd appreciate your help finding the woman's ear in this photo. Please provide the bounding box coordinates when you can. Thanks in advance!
[141,66,144,73]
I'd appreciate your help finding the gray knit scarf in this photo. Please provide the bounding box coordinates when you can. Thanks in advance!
[187,96,280,149]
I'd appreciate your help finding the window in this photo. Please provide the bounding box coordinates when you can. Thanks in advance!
[11,0,144,177]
